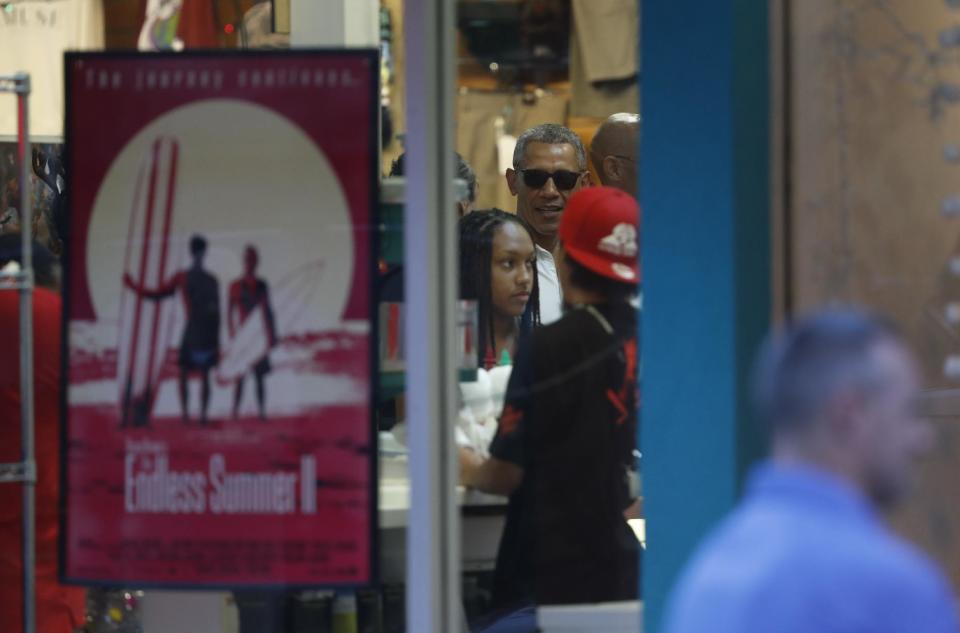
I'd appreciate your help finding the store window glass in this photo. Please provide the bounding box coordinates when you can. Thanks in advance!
[450,1,643,630]
[380,1,643,630]
[0,1,641,632]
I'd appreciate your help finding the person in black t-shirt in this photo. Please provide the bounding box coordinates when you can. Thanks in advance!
[460,186,641,618]
[125,234,221,425]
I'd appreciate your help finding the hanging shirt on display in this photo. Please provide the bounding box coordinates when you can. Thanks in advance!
[0,0,105,137]
[137,0,219,51]
[570,0,638,83]
[568,0,639,119]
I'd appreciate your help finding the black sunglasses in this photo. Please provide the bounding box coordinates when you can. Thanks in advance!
[519,169,583,191]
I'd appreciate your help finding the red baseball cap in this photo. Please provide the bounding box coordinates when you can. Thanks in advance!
[558,186,640,283]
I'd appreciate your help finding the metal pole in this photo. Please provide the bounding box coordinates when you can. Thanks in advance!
[403,0,461,630]
[16,71,36,633]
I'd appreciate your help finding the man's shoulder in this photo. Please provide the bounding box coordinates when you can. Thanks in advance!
[859,528,954,596]
[195,268,218,285]
[717,496,945,578]
[534,305,634,343]
[664,503,956,633]
[832,530,957,630]
[666,501,957,633]
[669,498,859,596]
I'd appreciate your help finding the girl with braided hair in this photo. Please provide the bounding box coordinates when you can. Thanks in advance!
[459,209,540,369]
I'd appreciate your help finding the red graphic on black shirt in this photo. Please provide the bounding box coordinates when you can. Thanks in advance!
[499,403,524,436]
[606,338,638,427]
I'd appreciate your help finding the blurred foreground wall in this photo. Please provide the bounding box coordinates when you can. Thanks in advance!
[790,0,960,588]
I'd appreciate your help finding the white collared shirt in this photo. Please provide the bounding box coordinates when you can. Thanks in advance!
[536,245,563,325]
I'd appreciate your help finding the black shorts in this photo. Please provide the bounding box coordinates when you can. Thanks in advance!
[253,356,271,376]
[179,347,218,371]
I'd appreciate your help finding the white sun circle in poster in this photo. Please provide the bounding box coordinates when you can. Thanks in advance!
[83,99,362,419]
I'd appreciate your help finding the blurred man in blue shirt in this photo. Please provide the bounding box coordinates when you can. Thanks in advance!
[664,309,958,633]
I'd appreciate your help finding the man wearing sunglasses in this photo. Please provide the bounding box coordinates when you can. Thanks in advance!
[506,123,590,325]
[590,113,640,199]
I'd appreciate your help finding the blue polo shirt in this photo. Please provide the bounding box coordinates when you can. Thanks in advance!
[663,461,958,633]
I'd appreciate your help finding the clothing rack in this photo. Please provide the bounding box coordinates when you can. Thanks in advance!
[0,72,36,633]
[456,84,567,138]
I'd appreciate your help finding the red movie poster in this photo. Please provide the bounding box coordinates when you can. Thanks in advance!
[62,51,379,587]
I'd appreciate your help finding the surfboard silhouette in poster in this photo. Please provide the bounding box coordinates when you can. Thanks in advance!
[218,254,326,416]
[116,137,184,428]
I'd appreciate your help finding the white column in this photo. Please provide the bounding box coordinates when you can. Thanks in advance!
[403,0,461,630]
[290,0,378,47]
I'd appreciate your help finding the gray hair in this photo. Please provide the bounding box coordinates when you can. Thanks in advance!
[512,123,587,171]
[751,308,902,433]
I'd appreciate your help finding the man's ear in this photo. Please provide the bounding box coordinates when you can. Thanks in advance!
[581,170,594,188]
[602,155,621,183]
[506,168,519,196]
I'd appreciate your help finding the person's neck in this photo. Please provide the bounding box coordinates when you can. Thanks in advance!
[535,234,557,254]
[563,284,608,307]
[491,312,518,359]
[772,437,867,501]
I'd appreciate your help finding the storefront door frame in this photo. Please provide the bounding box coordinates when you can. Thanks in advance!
[640,1,772,630]
[403,0,463,631]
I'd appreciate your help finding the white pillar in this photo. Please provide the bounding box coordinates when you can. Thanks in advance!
[403,0,461,630]
[290,0,379,47]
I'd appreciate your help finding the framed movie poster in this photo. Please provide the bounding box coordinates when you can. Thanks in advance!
[61,50,379,588]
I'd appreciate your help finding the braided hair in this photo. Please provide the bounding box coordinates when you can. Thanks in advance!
[459,209,541,367]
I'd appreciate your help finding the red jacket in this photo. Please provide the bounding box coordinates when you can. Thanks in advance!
[0,289,85,632]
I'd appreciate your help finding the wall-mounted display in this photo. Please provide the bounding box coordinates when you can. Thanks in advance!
[61,50,379,589]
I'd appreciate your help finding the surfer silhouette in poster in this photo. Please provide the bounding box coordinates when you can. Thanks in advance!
[124,234,221,426]
[227,245,277,420]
